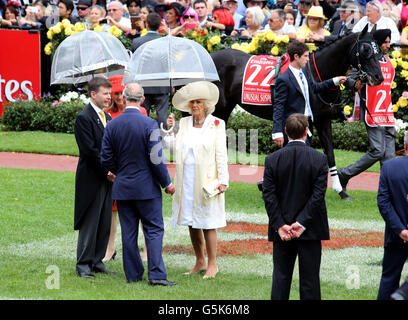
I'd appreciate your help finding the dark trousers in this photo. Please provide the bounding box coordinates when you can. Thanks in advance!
[142,94,169,130]
[76,182,112,273]
[271,239,322,300]
[377,243,408,300]
[117,198,167,282]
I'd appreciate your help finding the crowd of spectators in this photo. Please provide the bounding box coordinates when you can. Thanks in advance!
[1,0,408,50]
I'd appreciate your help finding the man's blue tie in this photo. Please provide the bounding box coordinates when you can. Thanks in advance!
[299,71,314,122]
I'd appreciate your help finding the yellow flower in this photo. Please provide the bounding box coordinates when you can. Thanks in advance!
[271,45,279,56]
[207,42,213,51]
[281,34,289,43]
[392,50,401,59]
[209,35,221,46]
[231,43,240,50]
[400,97,408,107]
[340,84,345,91]
[390,58,397,69]
[249,42,257,53]
[403,61,408,70]
[44,42,53,55]
[140,28,148,36]
[343,105,352,115]
[47,29,53,40]
[93,24,104,31]
[113,28,122,37]
[266,31,275,42]
[74,22,85,32]
[52,24,61,34]
[191,31,197,38]
[65,27,73,36]
[393,104,399,112]
[392,81,397,89]
[61,19,71,27]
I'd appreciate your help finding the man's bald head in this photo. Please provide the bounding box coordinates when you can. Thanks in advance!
[123,83,144,103]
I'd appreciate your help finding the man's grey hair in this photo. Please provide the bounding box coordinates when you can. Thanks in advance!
[272,9,285,21]
[404,130,408,146]
[367,0,383,16]
[123,83,144,103]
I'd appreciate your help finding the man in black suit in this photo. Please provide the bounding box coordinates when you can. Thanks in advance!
[272,41,347,148]
[74,77,116,278]
[131,12,170,130]
[263,113,330,300]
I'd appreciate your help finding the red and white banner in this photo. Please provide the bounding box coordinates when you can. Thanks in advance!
[353,56,395,126]
[241,54,288,106]
[0,29,41,118]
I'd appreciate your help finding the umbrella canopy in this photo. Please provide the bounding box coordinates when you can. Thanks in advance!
[50,30,130,85]
[124,35,219,87]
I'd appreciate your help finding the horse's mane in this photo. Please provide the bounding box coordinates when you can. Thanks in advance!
[313,32,359,53]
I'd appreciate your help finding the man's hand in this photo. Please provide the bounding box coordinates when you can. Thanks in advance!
[337,76,347,84]
[274,137,284,148]
[399,229,408,243]
[278,225,293,241]
[165,183,175,195]
[290,222,305,239]
[107,171,116,183]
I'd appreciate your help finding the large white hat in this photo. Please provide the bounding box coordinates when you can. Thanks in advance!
[172,81,219,114]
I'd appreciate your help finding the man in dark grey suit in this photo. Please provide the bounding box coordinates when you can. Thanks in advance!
[327,0,360,41]
[263,113,330,300]
[74,77,116,278]
[131,12,170,130]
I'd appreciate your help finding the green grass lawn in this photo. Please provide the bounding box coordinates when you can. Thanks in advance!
[0,167,398,300]
[0,131,381,172]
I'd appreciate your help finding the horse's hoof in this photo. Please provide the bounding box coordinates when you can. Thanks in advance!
[339,190,352,201]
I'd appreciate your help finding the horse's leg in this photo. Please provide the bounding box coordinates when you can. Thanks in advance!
[314,116,351,200]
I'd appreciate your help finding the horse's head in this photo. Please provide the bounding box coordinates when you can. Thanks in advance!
[350,24,384,86]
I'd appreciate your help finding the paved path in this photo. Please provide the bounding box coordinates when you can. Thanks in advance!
[0,152,380,191]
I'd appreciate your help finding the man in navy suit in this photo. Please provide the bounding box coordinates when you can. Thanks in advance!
[377,131,408,300]
[263,113,330,300]
[131,12,170,130]
[272,40,347,148]
[100,82,176,286]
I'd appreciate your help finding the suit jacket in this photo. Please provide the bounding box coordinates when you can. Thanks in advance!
[100,107,171,200]
[326,19,354,42]
[74,104,112,230]
[377,156,408,247]
[272,67,337,135]
[262,141,330,242]
[131,31,170,95]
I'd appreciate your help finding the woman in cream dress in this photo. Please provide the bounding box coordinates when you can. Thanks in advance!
[164,81,229,279]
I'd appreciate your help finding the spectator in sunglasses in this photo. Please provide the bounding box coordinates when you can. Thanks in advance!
[76,0,92,22]
[171,6,198,35]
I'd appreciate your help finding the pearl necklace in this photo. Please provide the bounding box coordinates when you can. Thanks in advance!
[193,117,205,125]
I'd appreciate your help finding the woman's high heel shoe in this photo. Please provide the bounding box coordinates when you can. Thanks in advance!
[103,250,117,262]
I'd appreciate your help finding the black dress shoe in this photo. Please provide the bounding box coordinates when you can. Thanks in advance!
[76,269,96,279]
[339,190,352,201]
[391,277,408,300]
[337,170,349,191]
[92,265,117,275]
[149,279,177,286]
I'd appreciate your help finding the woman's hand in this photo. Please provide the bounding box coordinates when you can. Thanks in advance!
[216,184,228,193]
[166,113,175,130]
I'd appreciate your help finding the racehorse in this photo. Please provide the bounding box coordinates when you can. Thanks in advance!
[210,25,384,200]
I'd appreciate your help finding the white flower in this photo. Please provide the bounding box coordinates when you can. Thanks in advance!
[395,119,408,133]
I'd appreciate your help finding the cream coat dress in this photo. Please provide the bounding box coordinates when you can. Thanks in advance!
[164,115,229,230]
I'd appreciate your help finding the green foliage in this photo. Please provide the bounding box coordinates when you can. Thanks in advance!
[2,100,85,134]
